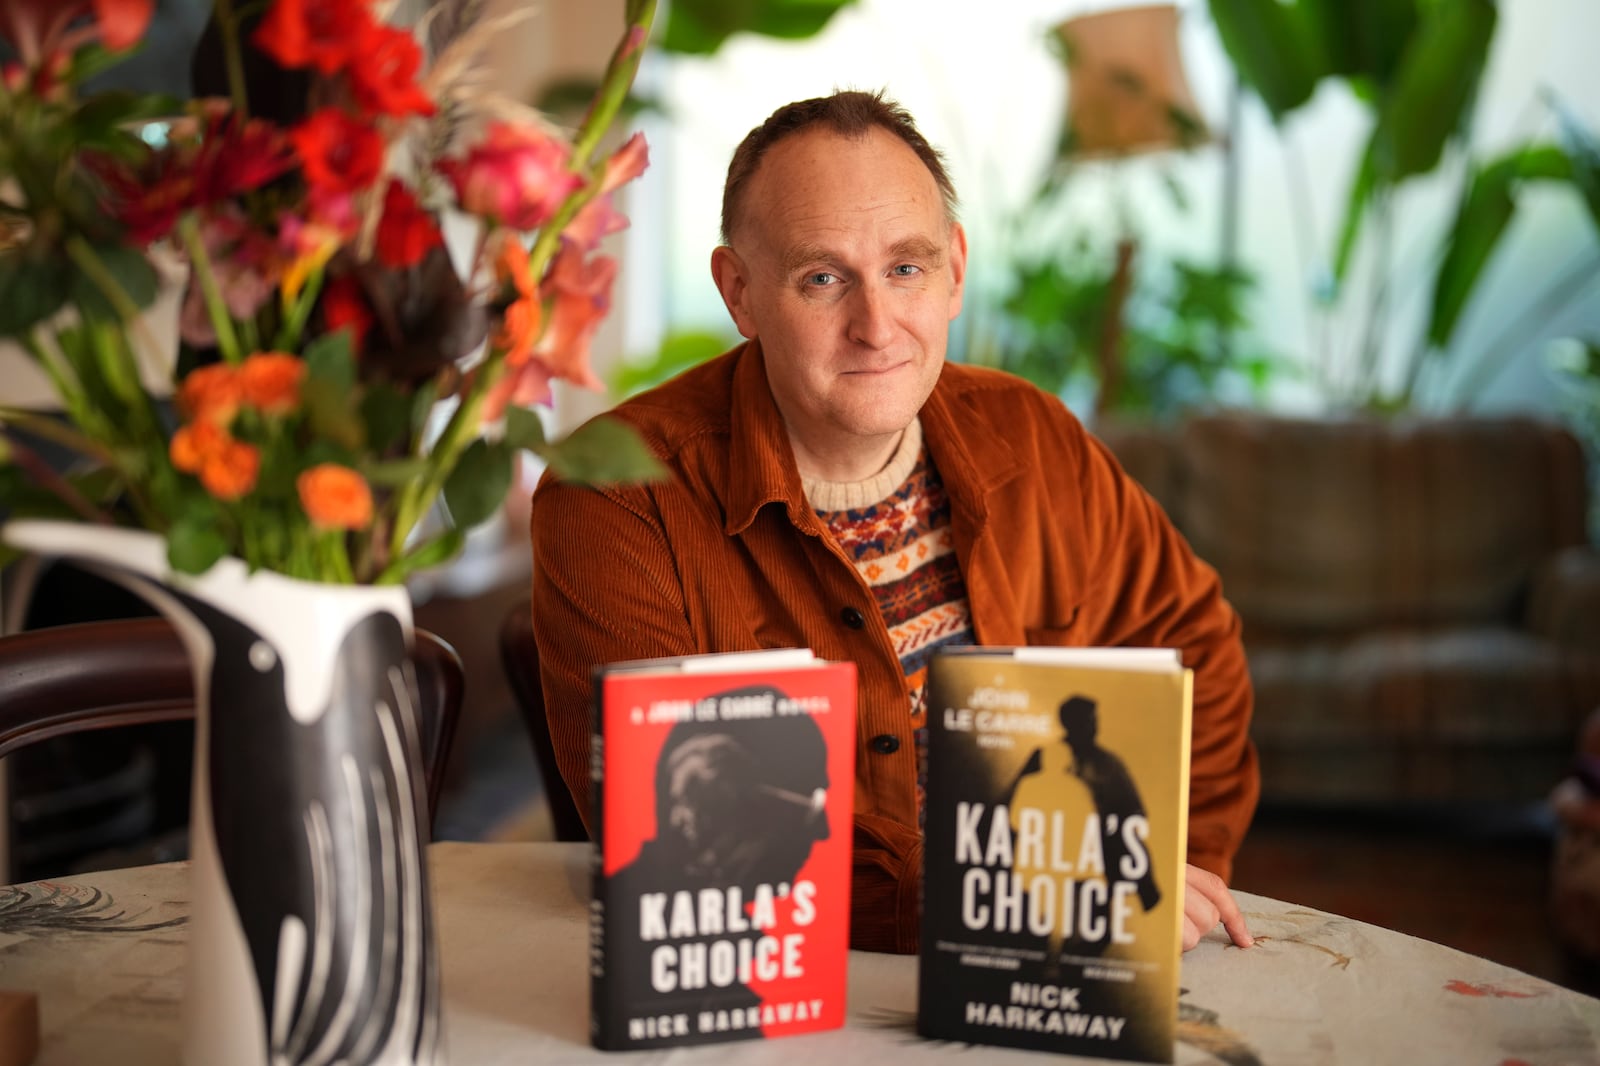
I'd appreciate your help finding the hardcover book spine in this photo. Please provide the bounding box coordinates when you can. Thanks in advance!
[589,676,612,1049]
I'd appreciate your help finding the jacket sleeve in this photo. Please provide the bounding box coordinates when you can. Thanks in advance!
[1069,424,1260,883]
[528,472,697,832]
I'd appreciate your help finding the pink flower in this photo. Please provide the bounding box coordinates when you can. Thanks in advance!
[179,208,280,347]
[536,243,613,390]
[600,132,650,195]
[439,122,581,231]
[563,194,628,252]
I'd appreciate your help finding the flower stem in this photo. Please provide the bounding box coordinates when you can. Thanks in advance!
[177,213,245,364]
[387,359,505,566]
[0,429,112,524]
[212,0,251,120]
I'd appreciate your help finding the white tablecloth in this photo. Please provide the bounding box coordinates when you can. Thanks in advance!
[1,841,1596,1064]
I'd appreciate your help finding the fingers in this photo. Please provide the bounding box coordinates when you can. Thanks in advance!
[1182,863,1254,951]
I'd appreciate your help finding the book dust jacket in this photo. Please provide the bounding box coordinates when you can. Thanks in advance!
[590,656,856,1051]
[919,649,1193,1063]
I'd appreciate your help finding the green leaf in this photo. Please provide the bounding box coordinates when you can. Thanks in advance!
[304,330,357,393]
[613,330,733,397]
[1331,140,1377,286]
[0,255,73,337]
[360,380,411,454]
[1427,145,1573,348]
[503,405,548,452]
[1300,0,1418,87]
[1371,0,1495,182]
[378,527,466,585]
[1548,91,1600,232]
[362,457,431,487]
[660,0,856,55]
[539,415,667,485]
[1207,0,1324,121]
[69,244,159,318]
[442,438,514,530]
[167,511,230,574]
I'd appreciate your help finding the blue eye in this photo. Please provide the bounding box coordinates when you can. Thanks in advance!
[893,264,921,276]
[808,272,837,286]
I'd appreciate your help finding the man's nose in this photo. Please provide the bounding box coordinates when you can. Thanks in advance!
[846,282,895,349]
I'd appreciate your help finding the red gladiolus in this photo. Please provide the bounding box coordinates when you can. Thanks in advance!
[291,109,385,193]
[374,180,442,269]
[0,0,153,68]
[321,275,372,353]
[254,0,375,75]
[438,122,580,232]
[346,23,434,118]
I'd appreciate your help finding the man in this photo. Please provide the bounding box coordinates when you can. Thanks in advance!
[530,90,1257,954]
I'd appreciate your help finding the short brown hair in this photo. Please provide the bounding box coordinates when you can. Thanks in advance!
[720,89,959,243]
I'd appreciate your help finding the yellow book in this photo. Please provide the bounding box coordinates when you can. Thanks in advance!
[917,646,1192,1064]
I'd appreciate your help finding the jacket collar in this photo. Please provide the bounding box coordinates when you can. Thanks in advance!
[725,340,811,536]
[722,342,1027,535]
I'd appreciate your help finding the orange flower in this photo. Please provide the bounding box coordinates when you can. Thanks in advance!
[176,363,241,424]
[169,419,227,474]
[238,351,306,415]
[297,464,374,530]
[200,438,261,501]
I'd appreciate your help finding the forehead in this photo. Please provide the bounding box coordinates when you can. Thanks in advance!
[737,126,946,252]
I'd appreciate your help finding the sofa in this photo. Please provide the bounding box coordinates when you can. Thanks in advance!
[1097,411,1600,808]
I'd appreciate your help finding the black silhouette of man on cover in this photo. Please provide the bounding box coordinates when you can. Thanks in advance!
[607,686,831,1043]
[1056,695,1161,911]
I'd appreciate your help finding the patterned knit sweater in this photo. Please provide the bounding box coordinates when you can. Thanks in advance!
[804,419,974,821]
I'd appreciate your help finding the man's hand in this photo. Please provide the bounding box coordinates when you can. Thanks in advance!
[1182,863,1253,951]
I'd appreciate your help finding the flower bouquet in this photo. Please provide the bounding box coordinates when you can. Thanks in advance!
[1,5,663,1063]
[0,0,663,586]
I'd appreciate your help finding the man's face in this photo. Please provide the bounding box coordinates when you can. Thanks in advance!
[711,126,967,475]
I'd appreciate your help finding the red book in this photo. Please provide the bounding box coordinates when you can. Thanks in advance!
[589,649,856,1051]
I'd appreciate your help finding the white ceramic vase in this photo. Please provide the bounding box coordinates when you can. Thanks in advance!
[1,520,445,1066]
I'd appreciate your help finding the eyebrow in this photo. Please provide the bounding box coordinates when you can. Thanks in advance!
[779,235,948,276]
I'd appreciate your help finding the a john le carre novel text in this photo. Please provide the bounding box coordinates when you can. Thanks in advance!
[589,649,857,1051]
[919,646,1193,1064]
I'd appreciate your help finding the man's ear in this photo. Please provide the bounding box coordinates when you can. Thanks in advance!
[710,245,758,340]
[946,221,969,322]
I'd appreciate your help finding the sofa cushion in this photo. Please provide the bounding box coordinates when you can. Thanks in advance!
[1249,625,1587,747]
[1178,413,1589,633]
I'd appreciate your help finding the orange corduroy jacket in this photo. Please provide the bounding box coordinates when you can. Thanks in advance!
[529,340,1260,953]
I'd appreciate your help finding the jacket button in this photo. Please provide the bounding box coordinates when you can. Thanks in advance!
[840,606,866,629]
[869,734,901,755]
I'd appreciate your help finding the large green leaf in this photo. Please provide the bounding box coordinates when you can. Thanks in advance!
[442,438,514,530]
[69,244,159,319]
[0,255,73,338]
[661,0,856,55]
[1299,0,1417,87]
[1330,140,1377,287]
[502,405,548,452]
[1207,0,1324,121]
[613,330,732,398]
[1427,145,1573,348]
[168,508,230,574]
[1371,0,1495,182]
[1549,92,1600,232]
[539,415,667,485]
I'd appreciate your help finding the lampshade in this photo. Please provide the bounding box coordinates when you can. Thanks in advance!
[1055,3,1209,159]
